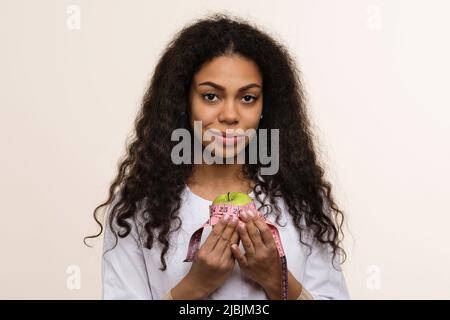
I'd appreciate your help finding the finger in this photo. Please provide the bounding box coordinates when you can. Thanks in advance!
[214,215,238,253]
[237,221,255,256]
[202,214,230,253]
[222,230,240,260]
[230,229,240,244]
[253,217,276,248]
[243,211,265,249]
[231,243,248,268]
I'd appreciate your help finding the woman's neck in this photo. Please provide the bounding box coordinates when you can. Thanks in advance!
[187,163,255,199]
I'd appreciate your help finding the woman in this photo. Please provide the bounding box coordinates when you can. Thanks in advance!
[85,13,350,300]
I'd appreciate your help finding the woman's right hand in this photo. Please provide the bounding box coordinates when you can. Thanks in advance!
[186,214,240,297]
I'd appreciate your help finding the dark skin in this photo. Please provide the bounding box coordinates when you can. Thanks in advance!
[171,54,304,299]
[171,214,240,299]
[232,208,304,300]
[171,204,304,300]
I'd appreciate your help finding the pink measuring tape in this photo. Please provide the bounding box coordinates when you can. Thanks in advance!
[183,200,288,300]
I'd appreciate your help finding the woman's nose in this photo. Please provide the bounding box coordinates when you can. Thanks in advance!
[218,100,239,124]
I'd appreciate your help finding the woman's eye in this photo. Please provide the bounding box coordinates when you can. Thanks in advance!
[202,93,257,104]
[242,95,257,104]
[202,93,219,103]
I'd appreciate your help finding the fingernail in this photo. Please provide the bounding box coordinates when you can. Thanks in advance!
[247,210,254,218]
[231,215,238,224]
[223,214,230,221]
[240,211,247,219]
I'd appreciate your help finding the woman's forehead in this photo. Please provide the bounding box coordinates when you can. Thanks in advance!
[193,55,262,87]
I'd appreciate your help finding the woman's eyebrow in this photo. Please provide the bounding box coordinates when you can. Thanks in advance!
[198,81,261,91]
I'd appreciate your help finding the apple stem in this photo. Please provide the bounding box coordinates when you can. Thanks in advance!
[227,192,230,202]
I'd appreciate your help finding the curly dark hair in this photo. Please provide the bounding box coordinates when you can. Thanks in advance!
[84,13,347,271]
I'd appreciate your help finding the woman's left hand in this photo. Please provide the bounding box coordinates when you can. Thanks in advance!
[230,208,283,293]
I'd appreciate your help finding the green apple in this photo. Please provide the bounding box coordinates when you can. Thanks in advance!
[212,192,253,205]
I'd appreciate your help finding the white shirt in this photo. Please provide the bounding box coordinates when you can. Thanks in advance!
[102,185,350,300]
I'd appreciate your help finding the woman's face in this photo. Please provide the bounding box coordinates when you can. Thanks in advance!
[189,54,263,160]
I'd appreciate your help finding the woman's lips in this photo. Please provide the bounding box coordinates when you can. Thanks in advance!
[210,130,245,145]
[219,135,238,144]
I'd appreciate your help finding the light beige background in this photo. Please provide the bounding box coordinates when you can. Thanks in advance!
[1,0,449,299]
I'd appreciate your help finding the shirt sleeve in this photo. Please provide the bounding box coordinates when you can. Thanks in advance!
[301,239,350,300]
[102,210,153,300]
